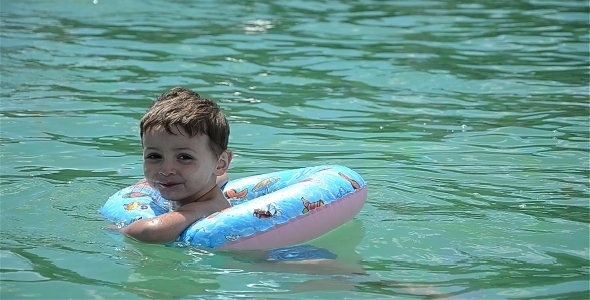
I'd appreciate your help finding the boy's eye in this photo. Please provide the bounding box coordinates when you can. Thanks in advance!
[145,153,161,159]
[178,154,194,160]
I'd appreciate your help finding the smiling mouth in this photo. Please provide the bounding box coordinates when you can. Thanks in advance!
[158,182,181,188]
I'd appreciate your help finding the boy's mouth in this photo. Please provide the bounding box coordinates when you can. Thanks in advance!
[158,182,180,188]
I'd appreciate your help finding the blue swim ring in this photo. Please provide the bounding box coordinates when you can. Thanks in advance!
[100,165,367,250]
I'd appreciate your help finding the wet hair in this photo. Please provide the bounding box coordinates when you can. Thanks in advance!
[140,86,230,157]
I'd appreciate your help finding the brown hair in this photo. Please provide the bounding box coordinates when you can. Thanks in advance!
[140,87,230,157]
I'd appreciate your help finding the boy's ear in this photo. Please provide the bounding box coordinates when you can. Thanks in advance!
[214,150,233,176]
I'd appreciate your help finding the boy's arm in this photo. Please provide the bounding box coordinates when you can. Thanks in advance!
[120,202,207,243]
[121,174,228,243]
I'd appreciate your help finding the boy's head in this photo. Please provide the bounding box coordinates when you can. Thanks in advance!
[140,87,230,158]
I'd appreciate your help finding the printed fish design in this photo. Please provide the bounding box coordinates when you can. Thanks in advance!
[253,203,281,219]
[123,201,149,211]
[301,197,325,214]
[224,188,248,199]
[338,172,361,190]
[124,180,153,198]
[251,177,280,193]
[133,180,150,187]
[129,192,149,198]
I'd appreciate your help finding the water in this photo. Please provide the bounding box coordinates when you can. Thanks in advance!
[1,0,588,299]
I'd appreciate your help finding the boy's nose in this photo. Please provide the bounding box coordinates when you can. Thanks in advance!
[158,161,176,176]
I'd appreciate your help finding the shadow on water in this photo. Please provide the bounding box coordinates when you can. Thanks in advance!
[2,246,219,299]
[358,251,589,299]
[1,219,372,298]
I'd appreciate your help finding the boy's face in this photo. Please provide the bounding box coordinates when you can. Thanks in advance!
[141,126,227,204]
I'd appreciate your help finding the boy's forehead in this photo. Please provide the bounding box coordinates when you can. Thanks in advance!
[142,126,210,145]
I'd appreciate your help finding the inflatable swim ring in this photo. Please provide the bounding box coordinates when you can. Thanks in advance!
[100,165,367,250]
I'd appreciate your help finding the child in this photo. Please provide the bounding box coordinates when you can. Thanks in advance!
[120,87,233,243]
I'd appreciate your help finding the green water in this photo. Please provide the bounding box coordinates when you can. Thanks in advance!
[1,0,589,299]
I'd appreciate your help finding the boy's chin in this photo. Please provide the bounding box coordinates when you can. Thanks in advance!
[157,190,184,202]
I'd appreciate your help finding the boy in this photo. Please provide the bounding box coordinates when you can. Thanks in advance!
[120,87,233,243]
